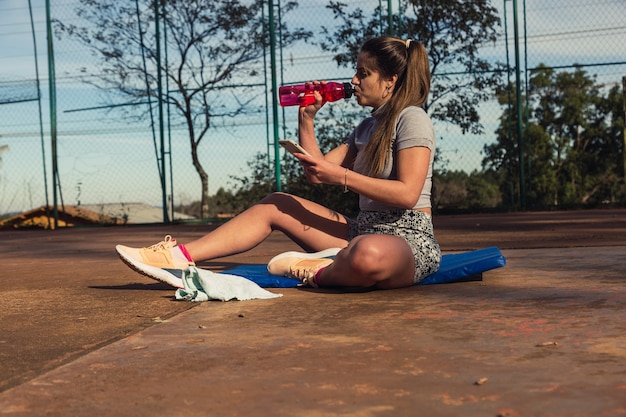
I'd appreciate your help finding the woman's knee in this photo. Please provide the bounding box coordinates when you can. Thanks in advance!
[259,192,291,206]
[344,236,388,278]
[343,235,415,286]
[255,192,301,216]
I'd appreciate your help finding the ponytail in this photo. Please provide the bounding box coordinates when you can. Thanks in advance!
[357,37,430,177]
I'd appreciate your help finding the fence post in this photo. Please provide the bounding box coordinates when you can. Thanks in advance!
[45,0,59,229]
[623,76,626,195]
[154,0,169,223]
[268,0,282,192]
[512,0,525,210]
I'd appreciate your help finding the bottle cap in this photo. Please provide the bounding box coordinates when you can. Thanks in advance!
[342,82,354,99]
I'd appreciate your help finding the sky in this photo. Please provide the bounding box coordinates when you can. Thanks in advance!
[0,0,625,215]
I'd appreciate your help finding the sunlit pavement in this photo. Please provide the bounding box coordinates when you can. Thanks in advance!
[0,209,624,416]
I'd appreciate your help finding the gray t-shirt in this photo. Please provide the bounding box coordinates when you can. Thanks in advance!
[344,105,435,211]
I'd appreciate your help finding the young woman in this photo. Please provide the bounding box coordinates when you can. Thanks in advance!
[116,36,441,290]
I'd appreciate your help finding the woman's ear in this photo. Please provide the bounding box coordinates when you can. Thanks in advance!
[386,74,399,90]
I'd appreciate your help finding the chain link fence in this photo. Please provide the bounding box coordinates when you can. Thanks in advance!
[0,0,624,226]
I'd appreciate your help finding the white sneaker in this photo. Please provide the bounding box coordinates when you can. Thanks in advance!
[267,248,342,287]
[115,235,194,288]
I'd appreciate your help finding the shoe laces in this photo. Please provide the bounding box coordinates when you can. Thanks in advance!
[145,235,176,252]
[287,265,316,281]
[288,266,319,288]
[287,260,326,287]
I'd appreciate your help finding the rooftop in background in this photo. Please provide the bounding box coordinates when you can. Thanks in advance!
[0,203,194,229]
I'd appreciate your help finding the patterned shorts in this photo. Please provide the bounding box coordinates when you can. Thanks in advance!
[347,210,441,283]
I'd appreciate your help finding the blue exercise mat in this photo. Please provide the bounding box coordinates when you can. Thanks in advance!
[224,246,506,288]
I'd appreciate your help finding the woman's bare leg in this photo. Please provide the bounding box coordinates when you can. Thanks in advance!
[317,234,416,290]
[184,192,349,262]
[182,192,414,290]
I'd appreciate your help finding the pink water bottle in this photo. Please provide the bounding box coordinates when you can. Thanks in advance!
[279,82,354,107]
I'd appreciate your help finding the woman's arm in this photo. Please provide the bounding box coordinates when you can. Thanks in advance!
[297,146,430,209]
[347,146,430,209]
[297,107,324,159]
[296,86,356,183]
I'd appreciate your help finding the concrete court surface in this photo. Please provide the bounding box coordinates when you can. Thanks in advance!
[0,208,625,416]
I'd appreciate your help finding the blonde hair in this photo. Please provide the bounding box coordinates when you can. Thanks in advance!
[357,37,431,177]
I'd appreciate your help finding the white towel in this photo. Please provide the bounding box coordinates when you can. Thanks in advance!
[175,266,283,302]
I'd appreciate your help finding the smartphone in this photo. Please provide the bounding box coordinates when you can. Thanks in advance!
[279,140,311,157]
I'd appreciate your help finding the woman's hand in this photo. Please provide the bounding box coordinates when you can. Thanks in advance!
[297,81,329,160]
[294,152,344,186]
[298,81,326,120]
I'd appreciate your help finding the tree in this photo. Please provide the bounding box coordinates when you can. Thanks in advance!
[55,0,310,218]
[484,65,625,209]
[484,85,555,208]
[433,169,500,211]
[433,170,469,210]
[320,0,506,134]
